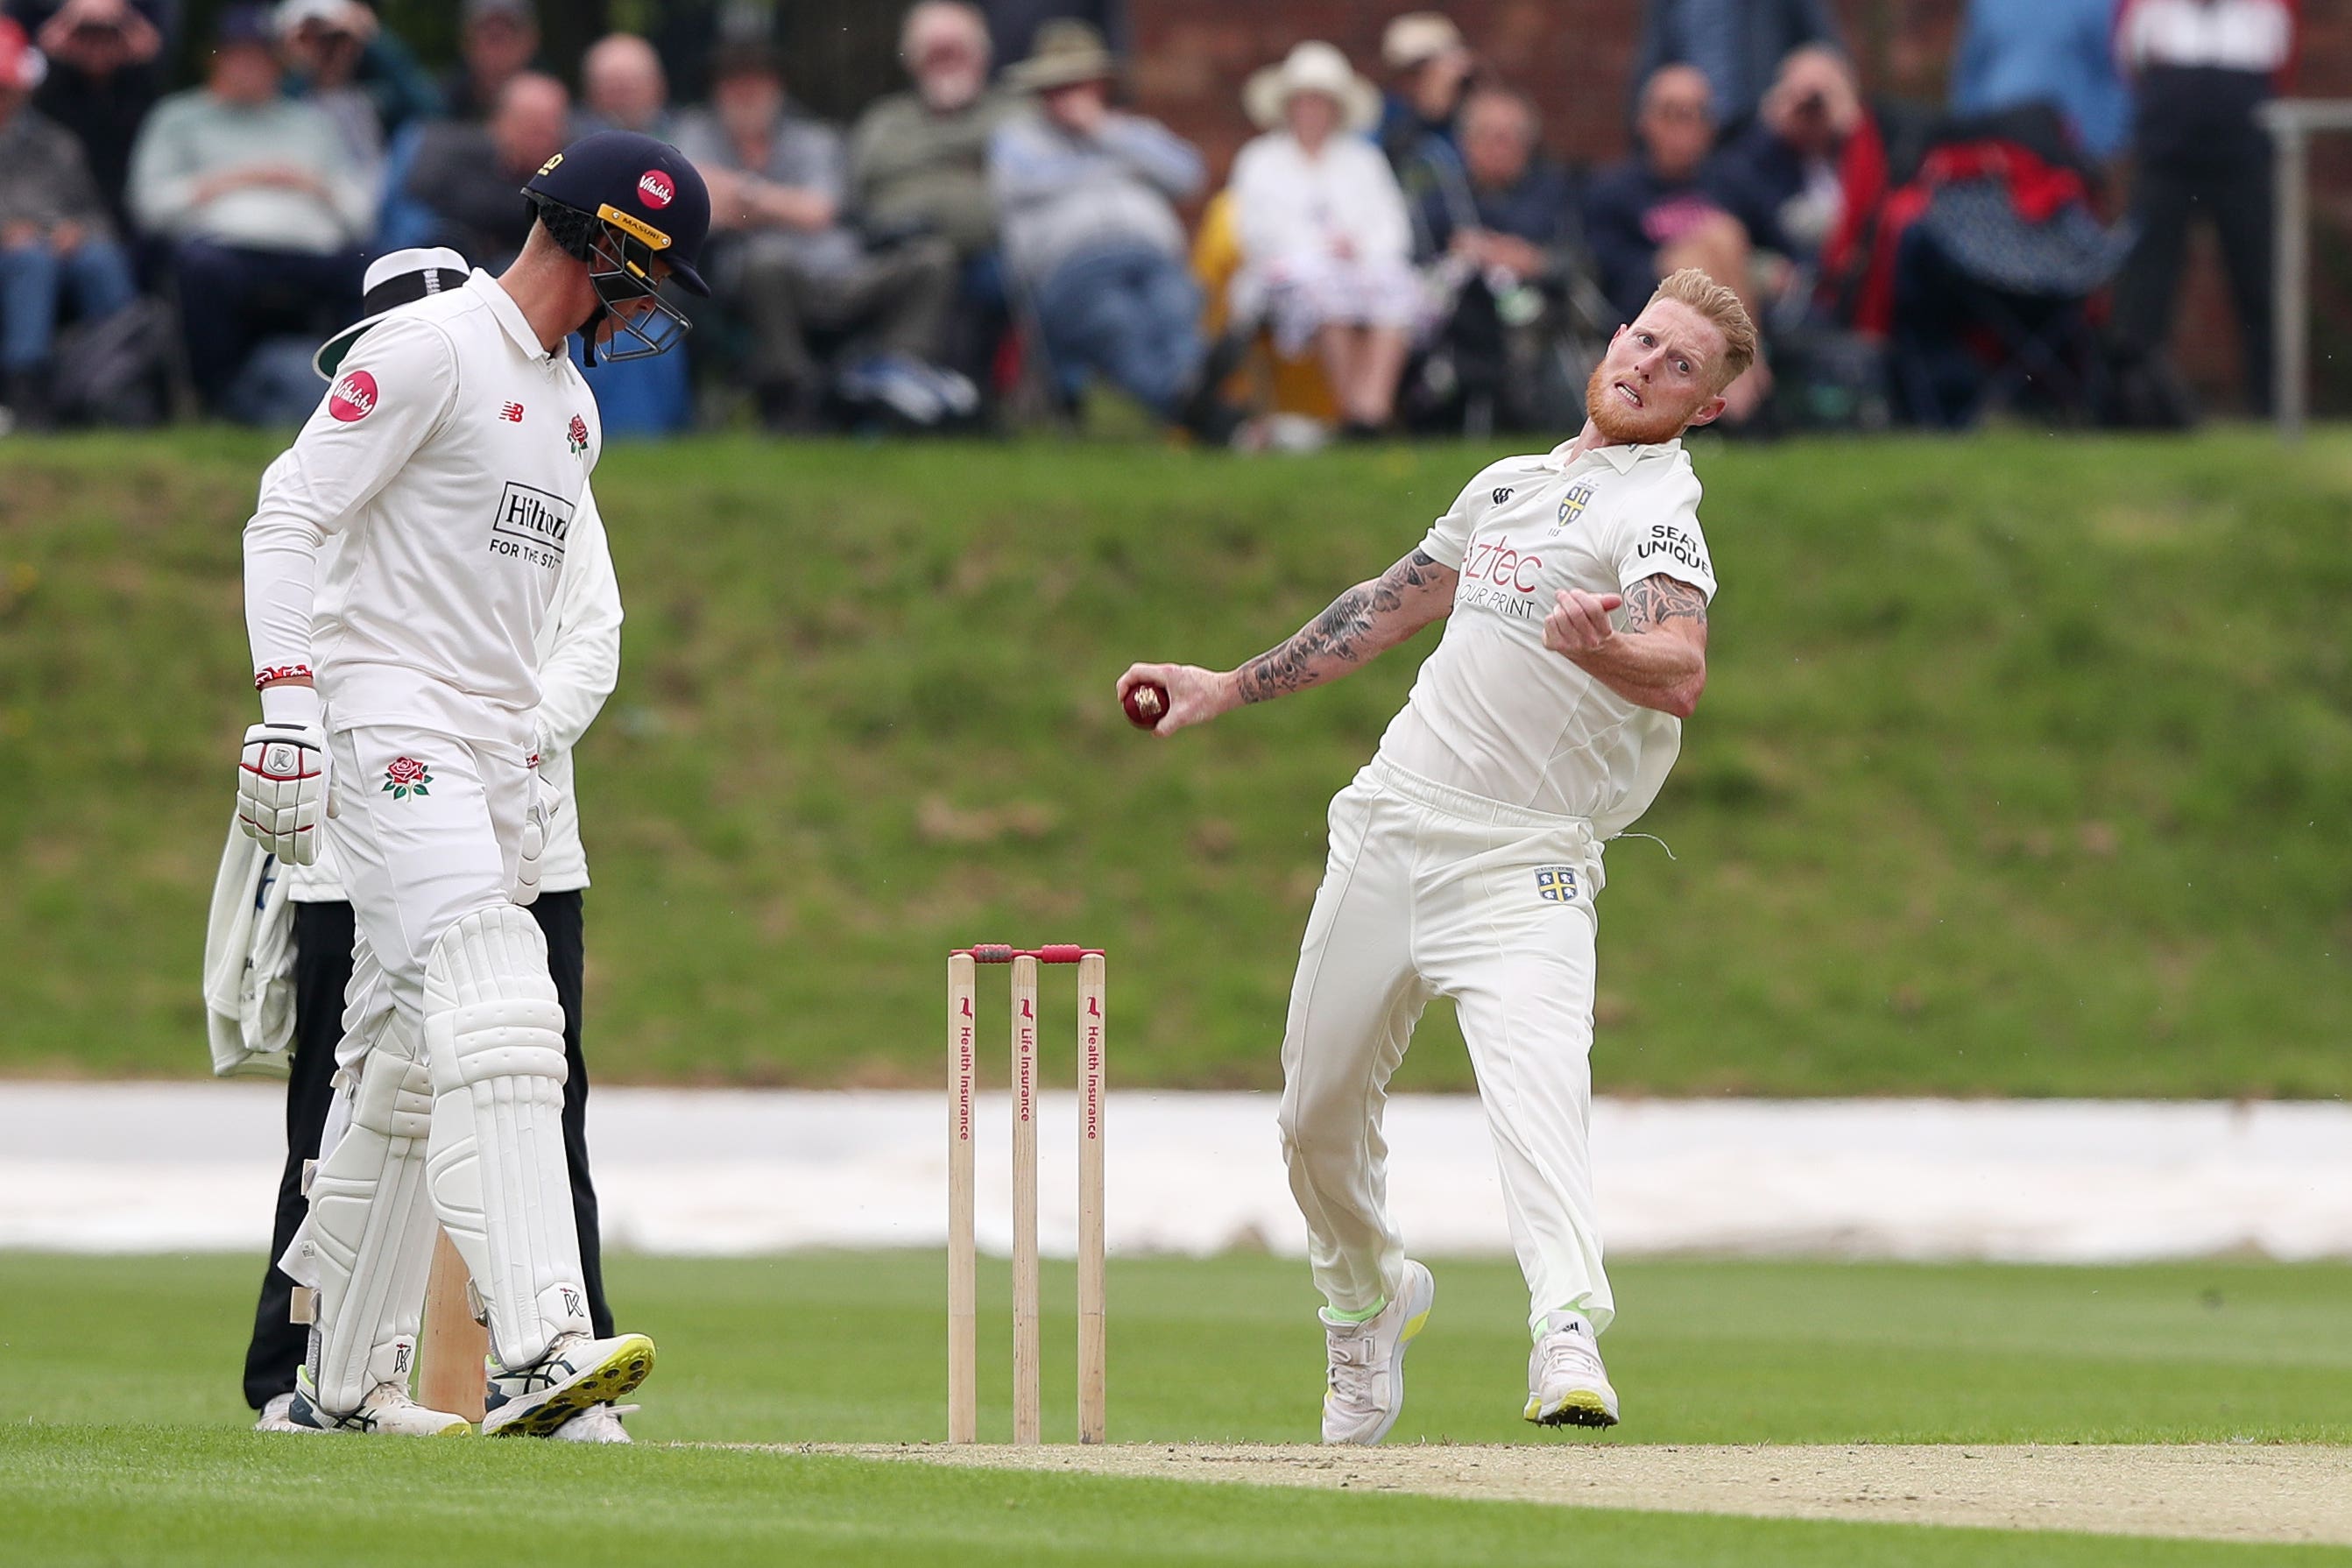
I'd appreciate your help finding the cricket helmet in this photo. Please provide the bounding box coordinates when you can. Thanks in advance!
[522,130,710,362]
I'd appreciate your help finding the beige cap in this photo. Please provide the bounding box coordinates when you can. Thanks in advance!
[1381,12,1466,72]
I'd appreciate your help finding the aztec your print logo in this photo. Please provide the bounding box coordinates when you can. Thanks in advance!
[567,413,590,456]
[1533,865,1579,903]
[1553,478,1597,533]
[382,757,433,800]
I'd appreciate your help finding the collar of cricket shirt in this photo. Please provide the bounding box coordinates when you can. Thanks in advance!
[1548,436,1682,475]
[470,270,562,363]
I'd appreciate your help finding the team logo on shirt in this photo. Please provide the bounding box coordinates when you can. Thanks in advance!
[638,169,675,209]
[567,413,590,456]
[328,370,378,423]
[1533,866,1579,903]
[1553,478,1597,533]
[381,757,433,800]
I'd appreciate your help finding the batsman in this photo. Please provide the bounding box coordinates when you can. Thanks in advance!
[233,131,709,1436]
[1119,269,1752,1443]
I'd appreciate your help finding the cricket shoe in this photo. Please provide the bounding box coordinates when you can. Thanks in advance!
[483,1331,655,1438]
[253,1392,310,1433]
[1320,1260,1436,1445]
[1524,1311,1619,1429]
[286,1370,471,1436]
[549,1402,638,1444]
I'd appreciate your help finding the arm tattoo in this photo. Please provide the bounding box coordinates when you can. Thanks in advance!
[1621,573,1709,632]
[1237,549,1445,704]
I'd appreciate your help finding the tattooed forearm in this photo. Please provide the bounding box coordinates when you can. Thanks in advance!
[1621,574,1709,633]
[1236,549,1454,704]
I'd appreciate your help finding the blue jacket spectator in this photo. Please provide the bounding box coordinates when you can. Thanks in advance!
[989,22,1207,423]
[0,13,138,427]
[1375,11,1473,204]
[1630,0,1842,133]
[1951,0,2132,162]
[1586,66,1771,323]
[1703,46,1864,265]
[387,72,569,269]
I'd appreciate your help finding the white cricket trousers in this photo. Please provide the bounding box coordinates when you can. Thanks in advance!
[1277,757,1614,1338]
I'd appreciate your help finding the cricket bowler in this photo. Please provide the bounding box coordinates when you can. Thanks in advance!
[1119,268,1753,1442]
[234,132,707,1436]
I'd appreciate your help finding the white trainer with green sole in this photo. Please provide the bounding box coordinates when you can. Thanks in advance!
[1525,1310,1620,1429]
[1319,1260,1436,1445]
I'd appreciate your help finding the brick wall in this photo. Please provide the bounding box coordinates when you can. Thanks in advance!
[1127,0,2352,413]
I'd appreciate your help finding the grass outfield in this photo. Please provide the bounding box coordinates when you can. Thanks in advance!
[3,431,2348,1095]
[5,1252,2352,1565]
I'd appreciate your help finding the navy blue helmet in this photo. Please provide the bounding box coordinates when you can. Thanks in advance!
[523,130,710,362]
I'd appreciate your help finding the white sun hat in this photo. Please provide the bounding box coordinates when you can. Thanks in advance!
[1244,40,1381,134]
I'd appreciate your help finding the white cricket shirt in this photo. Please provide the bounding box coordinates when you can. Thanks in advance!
[284,484,623,901]
[244,271,603,758]
[1374,437,1718,835]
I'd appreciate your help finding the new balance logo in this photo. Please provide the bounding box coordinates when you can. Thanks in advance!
[499,402,526,423]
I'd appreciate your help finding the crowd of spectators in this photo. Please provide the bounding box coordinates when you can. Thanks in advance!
[0,0,2306,441]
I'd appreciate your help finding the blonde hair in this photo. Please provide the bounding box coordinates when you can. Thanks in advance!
[1648,267,1757,390]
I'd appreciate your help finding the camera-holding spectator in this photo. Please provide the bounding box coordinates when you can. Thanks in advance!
[2110,0,2293,414]
[1376,12,1474,196]
[0,15,138,429]
[989,20,1234,437]
[1416,84,1574,431]
[1950,0,2132,163]
[852,3,1014,265]
[1631,0,1841,134]
[681,43,966,431]
[273,0,441,171]
[25,0,167,230]
[1229,41,1417,437]
[1709,45,1862,271]
[441,0,539,123]
[390,71,569,270]
[1586,66,1773,420]
[126,4,371,415]
[580,31,680,142]
[273,0,384,178]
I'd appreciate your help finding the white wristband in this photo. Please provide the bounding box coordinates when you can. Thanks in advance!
[258,682,323,730]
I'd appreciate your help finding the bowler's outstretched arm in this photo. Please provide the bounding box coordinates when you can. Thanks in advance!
[1118,548,1460,735]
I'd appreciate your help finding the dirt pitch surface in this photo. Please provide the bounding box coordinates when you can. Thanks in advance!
[787,1442,2352,1545]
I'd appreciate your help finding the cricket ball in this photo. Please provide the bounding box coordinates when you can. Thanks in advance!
[1123,680,1169,730]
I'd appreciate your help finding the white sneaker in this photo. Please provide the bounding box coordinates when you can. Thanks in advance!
[1524,1310,1620,1429]
[286,1370,471,1436]
[253,1392,308,1432]
[1319,1260,1436,1445]
[483,1331,655,1438]
[550,1402,637,1444]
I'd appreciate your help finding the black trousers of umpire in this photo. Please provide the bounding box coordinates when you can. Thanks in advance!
[241,890,611,1410]
[2110,130,2275,416]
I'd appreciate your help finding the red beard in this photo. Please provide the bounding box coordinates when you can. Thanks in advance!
[1585,364,1693,446]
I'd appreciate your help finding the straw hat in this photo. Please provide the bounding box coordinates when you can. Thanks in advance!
[1245,40,1380,133]
[1005,19,1118,92]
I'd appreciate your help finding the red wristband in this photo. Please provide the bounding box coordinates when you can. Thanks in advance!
[255,665,314,690]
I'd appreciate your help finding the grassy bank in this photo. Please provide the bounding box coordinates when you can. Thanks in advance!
[1,431,2346,1092]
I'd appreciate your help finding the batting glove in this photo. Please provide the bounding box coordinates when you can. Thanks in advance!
[238,719,330,865]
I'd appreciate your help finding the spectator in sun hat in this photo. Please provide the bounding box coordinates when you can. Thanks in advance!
[1226,40,1418,436]
[988,19,1239,438]
[0,11,139,428]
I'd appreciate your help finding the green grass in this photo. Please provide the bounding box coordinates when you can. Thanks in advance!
[5,1252,2352,1565]
[3,430,2349,1094]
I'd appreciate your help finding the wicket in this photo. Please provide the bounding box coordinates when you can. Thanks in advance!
[947,944,1106,1445]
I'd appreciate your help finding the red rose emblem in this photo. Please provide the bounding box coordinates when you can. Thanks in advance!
[381,756,433,799]
[328,370,378,423]
[638,169,675,209]
[567,414,590,455]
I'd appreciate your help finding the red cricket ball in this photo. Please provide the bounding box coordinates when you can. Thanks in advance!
[1122,680,1169,731]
